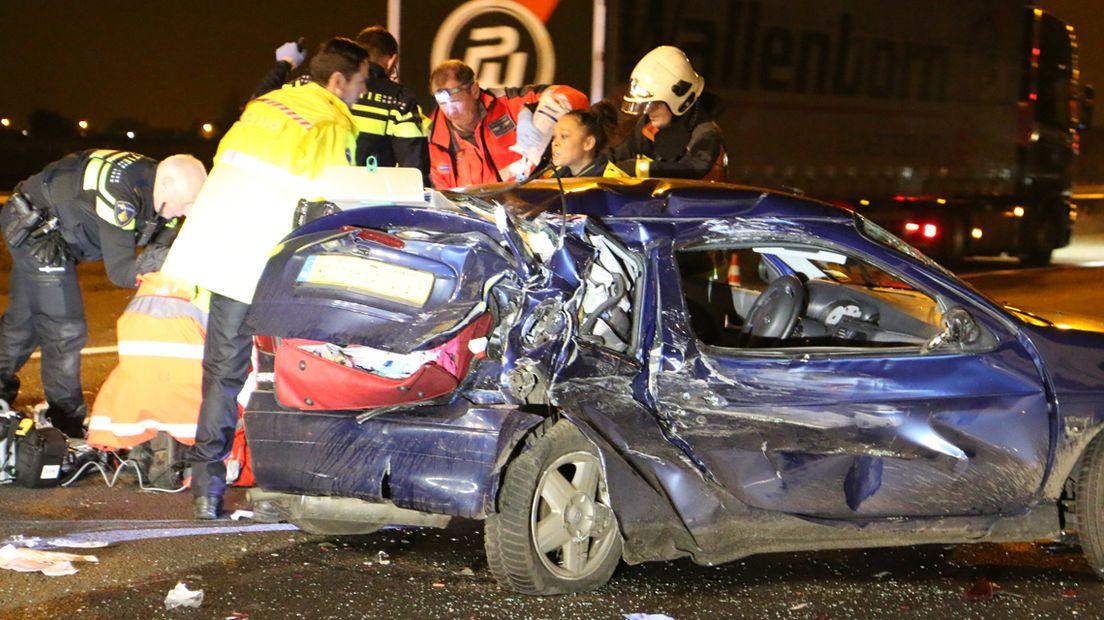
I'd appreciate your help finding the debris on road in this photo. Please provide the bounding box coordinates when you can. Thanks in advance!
[0,543,98,576]
[454,567,475,576]
[229,510,254,521]
[377,550,391,565]
[963,577,997,601]
[164,581,204,609]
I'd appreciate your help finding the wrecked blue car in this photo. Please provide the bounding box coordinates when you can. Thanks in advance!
[243,177,1104,594]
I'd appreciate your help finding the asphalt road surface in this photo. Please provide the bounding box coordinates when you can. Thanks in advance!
[1,233,1104,619]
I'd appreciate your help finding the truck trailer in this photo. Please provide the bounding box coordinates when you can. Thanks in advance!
[603,0,1088,264]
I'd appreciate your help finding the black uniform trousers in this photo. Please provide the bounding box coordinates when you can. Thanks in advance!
[189,292,252,499]
[0,201,87,432]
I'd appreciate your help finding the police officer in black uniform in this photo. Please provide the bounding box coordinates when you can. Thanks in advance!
[351,26,430,185]
[0,150,206,437]
[255,27,430,185]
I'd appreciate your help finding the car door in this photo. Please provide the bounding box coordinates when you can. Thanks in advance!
[653,238,1052,518]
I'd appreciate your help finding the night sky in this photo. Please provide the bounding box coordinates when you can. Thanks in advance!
[0,1,1100,130]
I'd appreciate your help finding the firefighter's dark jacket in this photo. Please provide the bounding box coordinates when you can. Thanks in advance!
[254,61,430,185]
[16,150,169,288]
[614,91,728,181]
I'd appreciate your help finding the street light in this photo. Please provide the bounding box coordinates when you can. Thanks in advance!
[0,118,10,128]
[78,120,89,130]
[201,122,214,134]
[126,131,136,139]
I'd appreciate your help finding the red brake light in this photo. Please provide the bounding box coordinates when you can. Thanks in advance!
[340,226,404,249]
[253,335,277,354]
[904,222,939,239]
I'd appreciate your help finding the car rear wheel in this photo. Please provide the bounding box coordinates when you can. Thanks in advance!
[485,420,622,594]
[1078,435,1104,579]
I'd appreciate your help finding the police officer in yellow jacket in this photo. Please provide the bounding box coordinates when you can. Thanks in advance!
[161,38,369,520]
[0,151,206,437]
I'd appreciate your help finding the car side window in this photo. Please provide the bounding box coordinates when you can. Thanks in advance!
[677,245,943,349]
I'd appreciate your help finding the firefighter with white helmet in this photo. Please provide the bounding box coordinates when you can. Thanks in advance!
[615,45,727,181]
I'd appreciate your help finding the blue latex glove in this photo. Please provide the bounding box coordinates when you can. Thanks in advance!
[275,41,305,69]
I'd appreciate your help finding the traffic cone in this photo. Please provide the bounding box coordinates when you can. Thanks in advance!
[727,254,741,286]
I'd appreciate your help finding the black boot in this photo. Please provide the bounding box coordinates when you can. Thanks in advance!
[45,403,86,440]
[194,495,223,520]
[0,374,19,408]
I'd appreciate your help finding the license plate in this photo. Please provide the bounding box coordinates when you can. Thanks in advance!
[296,254,435,306]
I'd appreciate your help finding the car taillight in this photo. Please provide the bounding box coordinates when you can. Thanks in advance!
[254,335,277,354]
[904,222,939,239]
[340,226,405,249]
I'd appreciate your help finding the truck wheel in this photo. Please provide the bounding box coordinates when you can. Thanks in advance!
[485,420,622,594]
[1078,435,1104,579]
[941,218,967,267]
[1019,221,1056,267]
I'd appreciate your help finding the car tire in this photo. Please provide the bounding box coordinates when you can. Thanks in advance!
[1078,435,1104,579]
[485,419,622,594]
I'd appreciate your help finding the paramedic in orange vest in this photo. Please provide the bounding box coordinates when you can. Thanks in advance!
[427,59,588,189]
[161,38,369,520]
[87,271,208,451]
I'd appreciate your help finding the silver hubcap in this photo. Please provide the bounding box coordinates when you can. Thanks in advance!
[531,451,617,579]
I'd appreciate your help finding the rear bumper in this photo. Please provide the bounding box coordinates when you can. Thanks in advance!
[244,390,543,519]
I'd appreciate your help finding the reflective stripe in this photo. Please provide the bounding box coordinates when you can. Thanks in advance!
[117,341,205,359]
[353,116,388,135]
[352,103,390,119]
[256,97,314,129]
[389,113,426,138]
[87,416,197,439]
[83,150,138,230]
[127,295,209,325]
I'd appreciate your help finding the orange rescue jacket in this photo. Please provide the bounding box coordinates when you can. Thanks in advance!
[87,272,208,449]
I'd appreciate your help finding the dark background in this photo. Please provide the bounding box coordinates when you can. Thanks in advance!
[0,1,1098,187]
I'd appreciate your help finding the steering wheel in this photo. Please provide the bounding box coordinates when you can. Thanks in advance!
[740,274,806,347]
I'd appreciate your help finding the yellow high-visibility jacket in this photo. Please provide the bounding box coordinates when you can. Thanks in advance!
[162,82,357,303]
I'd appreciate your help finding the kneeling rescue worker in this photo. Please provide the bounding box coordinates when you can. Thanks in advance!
[0,150,207,438]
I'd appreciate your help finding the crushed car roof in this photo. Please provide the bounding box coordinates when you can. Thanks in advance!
[451,178,856,222]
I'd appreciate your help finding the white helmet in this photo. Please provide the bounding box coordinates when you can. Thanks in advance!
[622,46,704,116]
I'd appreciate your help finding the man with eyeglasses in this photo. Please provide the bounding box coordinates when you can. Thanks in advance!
[427,59,588,189]
[0,150,206,437]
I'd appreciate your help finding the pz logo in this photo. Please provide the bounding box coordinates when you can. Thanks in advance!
[432,0,556,88]
[465,26,528,87]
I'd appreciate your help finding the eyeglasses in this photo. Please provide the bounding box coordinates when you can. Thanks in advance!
[434,81,473,104]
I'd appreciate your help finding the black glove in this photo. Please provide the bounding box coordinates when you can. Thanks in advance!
[1,193,44,248]
[136,243,171,274]
[292,199,340,228]
[27,231,70,268]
